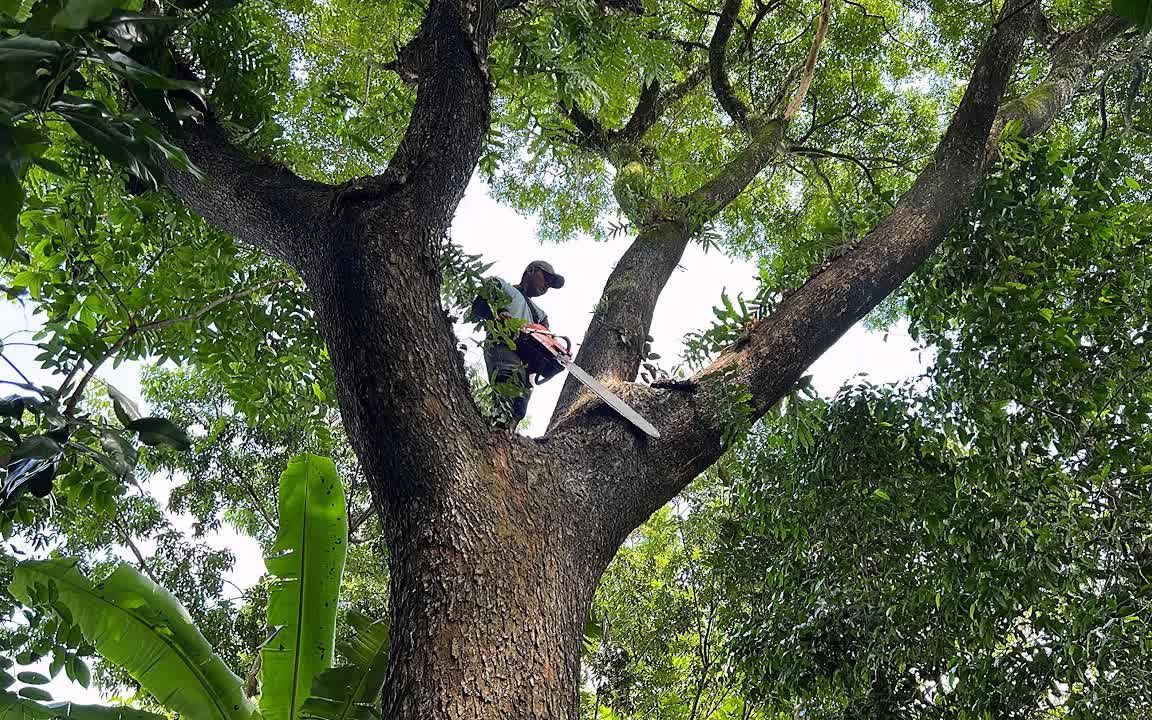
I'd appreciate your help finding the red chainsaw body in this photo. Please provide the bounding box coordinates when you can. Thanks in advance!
[517,323,572,384]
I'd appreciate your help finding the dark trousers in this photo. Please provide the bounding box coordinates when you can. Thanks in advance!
[484,346,531,428]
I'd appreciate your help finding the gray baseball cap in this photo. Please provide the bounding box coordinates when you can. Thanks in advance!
[526,260,565,288]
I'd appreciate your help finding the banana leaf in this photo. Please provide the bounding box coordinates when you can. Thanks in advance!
[8,560,254,720]
[0,690,166,720]
[259,454,348,720]
[299,610,390,720]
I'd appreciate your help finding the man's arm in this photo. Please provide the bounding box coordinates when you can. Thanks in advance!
[470,278,514,322]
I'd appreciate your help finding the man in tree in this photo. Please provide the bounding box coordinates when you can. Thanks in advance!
[471,260,566,427]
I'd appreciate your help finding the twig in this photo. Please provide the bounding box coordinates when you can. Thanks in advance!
[1,353,35,387]
[789,144,893,206]
[63,277,292,415]
[115,519,160,585]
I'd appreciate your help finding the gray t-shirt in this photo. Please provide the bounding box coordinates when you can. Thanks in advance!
[489,278,548,327]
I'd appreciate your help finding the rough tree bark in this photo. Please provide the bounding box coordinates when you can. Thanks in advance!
[159,0,1130,717]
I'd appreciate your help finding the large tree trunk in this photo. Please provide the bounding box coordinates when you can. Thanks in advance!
[377,440,596,719]
[295,209,599,717]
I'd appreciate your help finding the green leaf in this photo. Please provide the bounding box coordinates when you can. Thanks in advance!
[11,435,62,461]
[8,560,255,720]
[299,611,390,720]
[97,429,137,478]
[16,688,51,702]
[259,454,348,720]
[52,0,120,30]
[0,395,26,419]
[104,382,141,426]
[0,35,62,65]
[99,52,201,92]
[101,12,187,50]
[31,157,69,178]
[1,453,59,504]
[15,673,48,686]
[0,157,22,259]
[51,97,163,188]
[48,653,64,680]
[125,417,191,451]
[0,690,166,720]
[1114,0,1152,31]
[66,656,89,689]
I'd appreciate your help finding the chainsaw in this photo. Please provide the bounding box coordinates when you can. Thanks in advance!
[516,323,661,439]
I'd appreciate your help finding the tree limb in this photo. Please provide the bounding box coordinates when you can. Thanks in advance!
[550,11,831,420]
[551,0,836,423]
[561,98,611,151]
[558,2,1134,549]
[339,0,500,227]
[166,117,335,268]
[709,0,754,131]
[619,81,663,141]
[277,0,503,509]
[997,12,1131,137]
[781,0,831,121]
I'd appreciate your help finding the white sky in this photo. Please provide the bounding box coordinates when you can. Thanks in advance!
[0,180,926,704]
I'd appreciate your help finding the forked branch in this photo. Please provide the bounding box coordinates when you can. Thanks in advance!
[561,2,1136,547]
[709,0,754,131]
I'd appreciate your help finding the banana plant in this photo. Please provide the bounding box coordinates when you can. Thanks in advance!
[298,610,391,720]
[4,453,391,720]
[258,453,348,720]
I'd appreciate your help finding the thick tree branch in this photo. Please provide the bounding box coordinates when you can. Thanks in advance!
[998,12,1132,137]
[551,0,835,423]
[342,0,500,223]
[617,80,664,142]
[295,0,502,511]
[166,117,334,268]
[549,115,791,423]
[554,3,1134,552]
[565,63,710,153]
[550,10,832,418]
[709,0,754,131]
[561,99,611,151]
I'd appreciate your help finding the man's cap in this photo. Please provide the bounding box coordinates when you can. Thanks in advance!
[526,260,565,289]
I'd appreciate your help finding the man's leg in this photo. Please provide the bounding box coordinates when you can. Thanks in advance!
[484,348,530,429]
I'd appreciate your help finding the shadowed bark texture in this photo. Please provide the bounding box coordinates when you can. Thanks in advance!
[157,0,1131,717]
